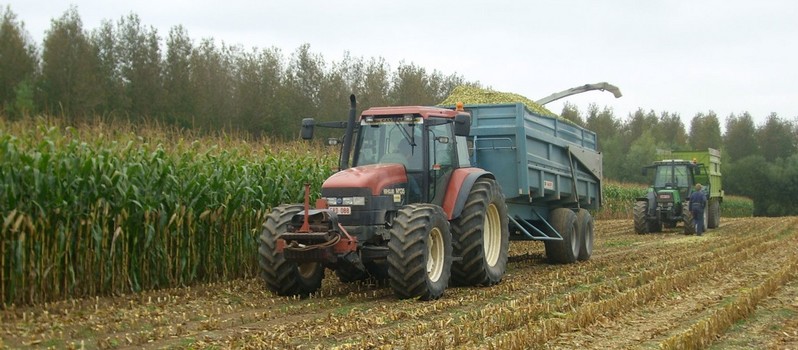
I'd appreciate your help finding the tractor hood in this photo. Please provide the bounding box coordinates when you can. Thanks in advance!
[322,164,408,196]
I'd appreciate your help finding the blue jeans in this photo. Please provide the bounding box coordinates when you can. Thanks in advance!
[692,209,705,234]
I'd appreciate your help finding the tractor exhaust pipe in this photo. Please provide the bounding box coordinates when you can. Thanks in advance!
[339,94,357,170]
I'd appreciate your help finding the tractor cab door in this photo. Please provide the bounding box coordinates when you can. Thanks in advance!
[427,121,457,207]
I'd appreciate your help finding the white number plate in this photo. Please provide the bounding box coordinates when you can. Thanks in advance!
[329,206,351,215]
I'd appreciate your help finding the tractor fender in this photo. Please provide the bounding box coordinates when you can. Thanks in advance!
[442,168,495,220]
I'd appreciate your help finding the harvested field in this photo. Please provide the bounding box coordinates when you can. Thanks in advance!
[2,217,797,349]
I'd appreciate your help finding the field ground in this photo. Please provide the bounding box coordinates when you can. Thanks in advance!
[1,217,797,349]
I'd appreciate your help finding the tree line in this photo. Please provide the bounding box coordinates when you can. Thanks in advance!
[0,6,469,138]
[1,6,797,216]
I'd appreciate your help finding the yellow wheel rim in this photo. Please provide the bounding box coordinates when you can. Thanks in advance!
[483,203,502,267]
[427,228,445,282]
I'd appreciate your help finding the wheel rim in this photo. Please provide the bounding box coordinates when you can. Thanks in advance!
[483,203,502,267]
[297,262,319,279]
[427,227,445,283]
[570,222,579,256]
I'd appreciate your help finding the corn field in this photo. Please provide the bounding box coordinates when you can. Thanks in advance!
[0,118,335,306]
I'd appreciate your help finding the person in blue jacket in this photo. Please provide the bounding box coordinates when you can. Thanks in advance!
[689,183,707,235]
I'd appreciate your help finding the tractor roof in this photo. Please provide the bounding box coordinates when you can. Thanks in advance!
[361,106,460,120]
[653,159,693,165]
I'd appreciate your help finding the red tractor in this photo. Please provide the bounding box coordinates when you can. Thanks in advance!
[258,95,508,300]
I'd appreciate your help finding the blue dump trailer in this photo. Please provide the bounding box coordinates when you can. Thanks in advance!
[465,103,602,262]
[261,96,603,300]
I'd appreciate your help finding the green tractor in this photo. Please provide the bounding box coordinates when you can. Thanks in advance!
[633,149,723,234]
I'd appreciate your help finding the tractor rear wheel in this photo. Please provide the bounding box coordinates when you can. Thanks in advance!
[451,178,509,286]
[576,209,594,261]
[258,204,324,296]
[633,200,648,234]
[387,204,452,300]
[544,208,580,264]
[707,199,721,228]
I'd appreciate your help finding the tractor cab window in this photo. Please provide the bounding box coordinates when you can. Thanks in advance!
[653,164,690,189]
[353,118,422,170]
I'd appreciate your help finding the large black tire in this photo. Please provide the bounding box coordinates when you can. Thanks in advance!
[544,208,580,264]
[633,200,648,234]
[707,199,721,228]
[451,178,509,286]
[576,209,594,261]
[258,204,325,296]
[387,204,453,300]
[683,202,695,234]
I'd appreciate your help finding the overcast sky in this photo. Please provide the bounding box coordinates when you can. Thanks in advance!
[4,0,797,129]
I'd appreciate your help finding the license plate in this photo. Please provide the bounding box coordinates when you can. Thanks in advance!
[329,206,351,215]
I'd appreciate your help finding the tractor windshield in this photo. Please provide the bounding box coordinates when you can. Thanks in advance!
[353,118,423,170]
[653,164,690,189]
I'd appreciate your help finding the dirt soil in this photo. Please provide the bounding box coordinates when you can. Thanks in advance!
[2,217,797,349]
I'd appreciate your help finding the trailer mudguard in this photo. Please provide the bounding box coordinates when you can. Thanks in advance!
[442,168,494,220]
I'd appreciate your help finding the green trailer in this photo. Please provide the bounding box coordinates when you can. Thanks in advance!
[634,148,723,234]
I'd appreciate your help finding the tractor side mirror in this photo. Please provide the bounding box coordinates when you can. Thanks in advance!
[301,118,315,140]
[454,114,471,137]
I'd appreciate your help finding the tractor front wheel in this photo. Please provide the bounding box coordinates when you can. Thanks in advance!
[633,200,648,234]
[258,204,324,296]
[387,204,453,300]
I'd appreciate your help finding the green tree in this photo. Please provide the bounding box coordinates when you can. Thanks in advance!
[116,14,163,120]
[585,103,620,151]
[91,20,128,116]
[560,102,583,126]
[0,6,38,117]
[40,6,102,120]
[163,25,194,127]
[723,112,758,162]
[358,57,390,110]
[622,130,658,183]
[688,111,722,150]
[189,39,234,131]
[389,62,437,106]
[653,111,687,150]
[756,113,795,162]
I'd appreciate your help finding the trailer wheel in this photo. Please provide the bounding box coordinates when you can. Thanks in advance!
[258,204,324,296]
[633,200,648,234]
[544,208,579,264]
[451,178,509,286]
[387,204,452,300]
[707,199,720,228]
[576,209,594,261]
